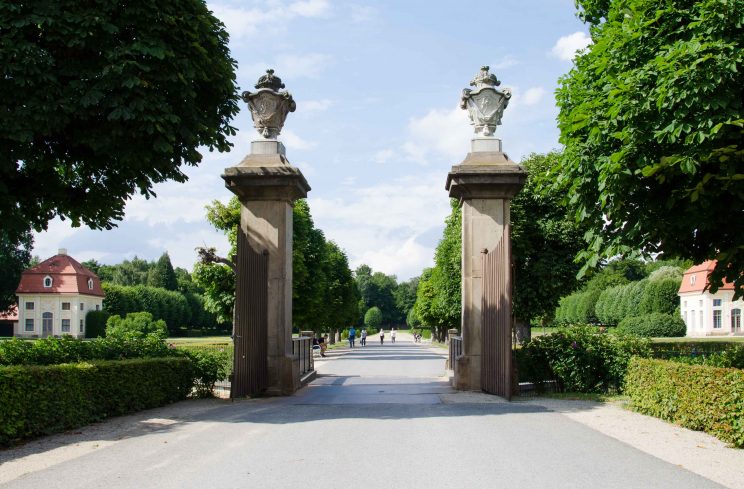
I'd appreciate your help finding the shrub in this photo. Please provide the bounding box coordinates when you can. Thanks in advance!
[178,347,231,397]
[639,278,681,315]
[105,312,168,339]
[516,326,651,393]
[648,266,683,282]
[595,285,625,326]
[617,313,686,337]
[102,283,191,334]
[84,310,110,338]
[624,358,744,448]
[666,345,744,370]
[0,357,193,446]
[621,279,648,320]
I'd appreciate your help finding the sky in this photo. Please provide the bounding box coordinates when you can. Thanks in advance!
[33,0,592,281]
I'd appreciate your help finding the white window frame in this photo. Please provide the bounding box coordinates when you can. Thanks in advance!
[25,301,34,310]
[44,276,53,288]
[713,310,722,329]
[61,319,71,333]
[80,319,85,333]
[61,302,71,310]
[25,318,34,332]
[87,278,94,290]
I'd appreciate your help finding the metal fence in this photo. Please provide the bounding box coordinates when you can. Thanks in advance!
[174,342,233,392]
[449,336,462,373]
[293,336,313,376]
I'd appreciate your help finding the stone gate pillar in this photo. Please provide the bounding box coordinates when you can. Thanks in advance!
[446,67,526,393]
[223,70,310,397]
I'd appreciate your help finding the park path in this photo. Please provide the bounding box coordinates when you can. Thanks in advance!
[0,334,732,488]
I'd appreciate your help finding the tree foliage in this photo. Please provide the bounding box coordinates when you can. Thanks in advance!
[364,306,383,330]
[148,253,178,291]
[0,229,32,311]
[0,0,240,250]
[105,312,168,340]
[555,0,744,297]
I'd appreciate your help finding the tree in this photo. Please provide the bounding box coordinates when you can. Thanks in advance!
[322,241,359,331]
[394,277,419,326]
[148,253,178,291]
[354,265,400,326]
[554,0,744,297]
[364,307,383,330]
[0,0,239,250]
[511,152,591,332]
[0,229,32,311]
[110,256,153,286]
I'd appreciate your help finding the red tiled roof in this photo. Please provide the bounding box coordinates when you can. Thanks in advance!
[0,305,18,321]
[678,260,734,294]
[16,254,105,297]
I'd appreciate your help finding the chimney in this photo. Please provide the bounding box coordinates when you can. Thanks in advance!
[58,248,67,255]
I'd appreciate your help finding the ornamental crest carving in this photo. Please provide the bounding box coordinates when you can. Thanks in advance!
[460,66,512,136]
[242,69,296,139]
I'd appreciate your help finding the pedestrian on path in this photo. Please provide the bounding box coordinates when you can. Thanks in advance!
[348,326,356,348]
[379,328,385,345]
[360,328,367,346]
[391,328,396,344]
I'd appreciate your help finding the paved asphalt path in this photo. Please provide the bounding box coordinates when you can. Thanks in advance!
[1,334,723,489]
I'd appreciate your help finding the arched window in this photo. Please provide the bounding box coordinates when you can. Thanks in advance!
[43,276,53,288]
[42,312,53,337]
[88,278,93,289]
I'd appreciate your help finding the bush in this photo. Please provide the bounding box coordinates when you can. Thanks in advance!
[105,312,168,339]
[178,347,231,397]
[617,313,686,337]
[102,283,191,334]
[639,278,681,315]
[624,358,744,448]
[0,357,193,446]
[648,266,683,282]
[85,310,110,338]
[516,326,651,393]
[666,345,744,369]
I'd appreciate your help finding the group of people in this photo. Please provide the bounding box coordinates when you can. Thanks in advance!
[347,327,396,348]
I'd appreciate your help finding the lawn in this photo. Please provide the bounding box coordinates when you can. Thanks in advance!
[166,336,231,345]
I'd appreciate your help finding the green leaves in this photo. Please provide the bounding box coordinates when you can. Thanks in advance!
[556,0,744,297]
[0,0,240,248]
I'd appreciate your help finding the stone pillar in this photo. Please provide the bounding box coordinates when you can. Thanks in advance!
[446,137,525,391]
[223,140,310,396]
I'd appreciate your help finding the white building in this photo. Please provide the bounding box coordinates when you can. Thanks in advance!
[679,261,742,337]
[14,249,104,339]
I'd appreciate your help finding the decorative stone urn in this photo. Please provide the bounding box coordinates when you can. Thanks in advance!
[460,66,512,137]
[242,69,296,139]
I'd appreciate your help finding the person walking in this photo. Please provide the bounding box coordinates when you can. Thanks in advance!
[379,328,385,345]
[348,326,356,348]
[360,328,367,346]
[391,327,396,344]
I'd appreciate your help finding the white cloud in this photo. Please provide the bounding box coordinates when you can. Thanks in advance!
[209,0,331,40]
[282,130,316,150]
[522,87,546,106]
[288,0,330,17]
[402,107,470,165]
[490,55,518,70]
[309,173,450,280]
[551,31,592,61]
[300,99,333,113]
[373,148,394,164]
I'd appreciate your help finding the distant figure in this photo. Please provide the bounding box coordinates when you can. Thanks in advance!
[320,334,327,357]
[360,328,367,346]
[391,327,396,344]
[379,328,385,345]
[348,326,356,348]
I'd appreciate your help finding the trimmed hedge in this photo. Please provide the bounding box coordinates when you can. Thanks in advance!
[0,357,193,446]
[625,358,744,448]
[639,278,681,315]
[617,313,686,337]
[85,310,110,338]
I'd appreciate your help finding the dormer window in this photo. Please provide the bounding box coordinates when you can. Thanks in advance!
[43,276,53,288]
[87,278,93,290]
[690,274,696,285]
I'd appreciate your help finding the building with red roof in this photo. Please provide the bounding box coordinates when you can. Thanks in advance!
[14,249,104,338]
[678,260,742,337]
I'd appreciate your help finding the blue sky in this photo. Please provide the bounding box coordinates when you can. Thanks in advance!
[34,0,591,281]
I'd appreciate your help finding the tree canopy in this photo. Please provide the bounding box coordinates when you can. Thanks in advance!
[0,230,33,311]
[0,0,239,248]
[554,0,744,296]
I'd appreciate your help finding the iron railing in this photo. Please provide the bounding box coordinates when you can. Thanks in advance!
[293,336,313,376]
[449,336,463,373]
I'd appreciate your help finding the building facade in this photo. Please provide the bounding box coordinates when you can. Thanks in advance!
[14,249,104,339]
[679,261,742,337]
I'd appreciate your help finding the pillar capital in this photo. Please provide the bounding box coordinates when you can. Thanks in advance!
[446,148,526,201]
[223,161,310,202]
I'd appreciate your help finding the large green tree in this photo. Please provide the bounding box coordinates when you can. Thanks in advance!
[354,265,400,326]
[0,0,239,249]
[554,0,744,296]
[194,196,357,333]
[0,230,33,311]
[148,253,178,291]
